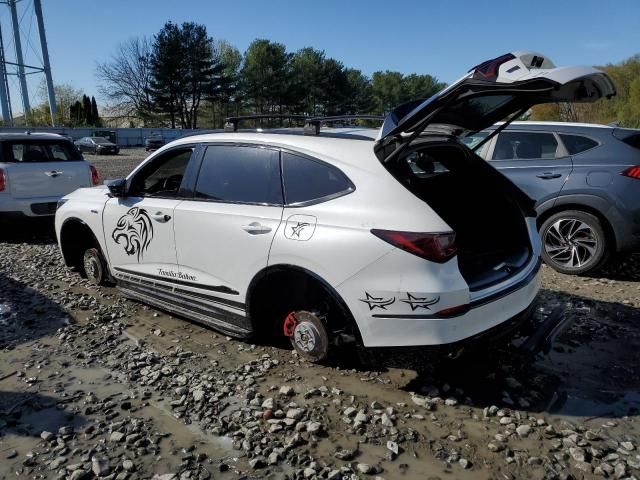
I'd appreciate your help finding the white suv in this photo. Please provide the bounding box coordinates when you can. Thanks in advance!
[0,133,99,219]
[55,52,615,362]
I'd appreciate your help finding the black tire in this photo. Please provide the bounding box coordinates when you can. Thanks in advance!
[82,247,108,286]
[285,310,329,363]
[540,210,608,275]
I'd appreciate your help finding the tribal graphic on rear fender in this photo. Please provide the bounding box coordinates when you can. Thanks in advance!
[112,207,153,261]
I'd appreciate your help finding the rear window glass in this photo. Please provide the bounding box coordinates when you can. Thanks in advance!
[2,140,79,162]
[195,146,282,205]
[493,132,559,160]
[560,134,598,155]
[282,152,353,205]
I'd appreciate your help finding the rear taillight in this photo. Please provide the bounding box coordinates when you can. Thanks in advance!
[371,229,457,263]
[0,168,5,192]
[622,166,640,180]
[90,165,100,186]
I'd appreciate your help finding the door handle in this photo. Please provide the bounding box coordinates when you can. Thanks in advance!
[45,170,63,177]
[150,212,171,222]
[536,172,562,179]
[242,222,272,235]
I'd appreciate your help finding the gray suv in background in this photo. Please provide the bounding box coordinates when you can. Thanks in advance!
[465,122,640,275]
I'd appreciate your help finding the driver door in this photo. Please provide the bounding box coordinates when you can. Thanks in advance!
[102,147,194,279]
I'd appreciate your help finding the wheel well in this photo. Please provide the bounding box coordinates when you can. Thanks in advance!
[246,266,359,343]
[536,204,617,251]
[60,219,102,271]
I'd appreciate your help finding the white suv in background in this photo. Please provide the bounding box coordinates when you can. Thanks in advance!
[0,133,99,220]
[55,52,615,362]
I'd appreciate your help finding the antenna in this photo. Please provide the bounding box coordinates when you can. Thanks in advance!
[0,0,57,126]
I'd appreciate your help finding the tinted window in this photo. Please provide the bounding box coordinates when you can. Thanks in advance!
[622,134,640,149]
[282,152,353,205]
[129,148,192,197]
[493,132,559,160]
[195,146,282,204]
[560,134,598,155]
[2,140,78,162]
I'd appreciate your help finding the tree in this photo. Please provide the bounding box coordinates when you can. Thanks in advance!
[96,37,155,124]
[344,69,375,114]
[149,22,184,128]
[401,74,446,103]
[149,21,218,128]
[321,58,350,115]
[241,39,291,122]
[203,40,243,127]
[90,96,101,126]
[372,71,404,114]
[289,47,325,116]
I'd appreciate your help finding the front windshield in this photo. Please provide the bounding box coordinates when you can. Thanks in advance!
[92,137,110,144]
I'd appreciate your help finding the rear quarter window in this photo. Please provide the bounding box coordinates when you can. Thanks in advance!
[282,152,354,205]
[621,134,640,149]
[559,134,599,155]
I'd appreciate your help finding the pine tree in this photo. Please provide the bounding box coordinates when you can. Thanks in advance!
[82,95,92,125]
[90,96,100,126]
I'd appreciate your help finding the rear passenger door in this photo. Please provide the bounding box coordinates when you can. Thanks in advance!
[173,144,283,302]
[488,130,572,206]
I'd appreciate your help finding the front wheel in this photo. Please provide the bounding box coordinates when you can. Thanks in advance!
[540,210,608,275]
[82,247,109,285]
[284,310,329,362]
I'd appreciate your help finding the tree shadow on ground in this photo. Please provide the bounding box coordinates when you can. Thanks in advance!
[358,288,640,419]
[0,271,70,349]
[0,390,86,438]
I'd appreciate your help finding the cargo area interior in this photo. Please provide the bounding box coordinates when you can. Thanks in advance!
[390,141,532,290]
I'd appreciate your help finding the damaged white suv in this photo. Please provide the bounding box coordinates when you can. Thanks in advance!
[55,52,615,362]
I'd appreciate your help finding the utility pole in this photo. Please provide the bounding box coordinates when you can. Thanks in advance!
[8,0,30,122]
[33,0,56,125]
[0,21,12,125]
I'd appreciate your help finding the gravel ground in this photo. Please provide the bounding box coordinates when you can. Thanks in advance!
[85,148,152,180]
[0,150,639,479]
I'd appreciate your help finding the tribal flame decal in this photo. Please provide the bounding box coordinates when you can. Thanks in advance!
[112,207,153,261]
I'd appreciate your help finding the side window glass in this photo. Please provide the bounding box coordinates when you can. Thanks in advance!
[560,134,598,155]
[129,148,192,197]
[493,132,559,160]
[282,152,353,205]
[195,146,282,204]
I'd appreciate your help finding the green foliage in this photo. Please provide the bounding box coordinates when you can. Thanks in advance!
[27,83,101,127]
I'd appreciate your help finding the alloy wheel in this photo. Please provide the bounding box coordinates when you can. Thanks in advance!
[544,218,598,269]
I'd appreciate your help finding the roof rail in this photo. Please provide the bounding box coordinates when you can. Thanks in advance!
[303,115,384,135]
[224,115,309,132]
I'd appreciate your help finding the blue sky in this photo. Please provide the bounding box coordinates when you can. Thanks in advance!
[5,0,640,107]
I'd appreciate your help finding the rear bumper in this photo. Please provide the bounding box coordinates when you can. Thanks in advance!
[0,195,61,217]
[340,253,541,348]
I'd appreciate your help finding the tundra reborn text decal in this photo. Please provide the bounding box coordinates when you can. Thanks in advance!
[158,268,196,281]
[112,207,153,261]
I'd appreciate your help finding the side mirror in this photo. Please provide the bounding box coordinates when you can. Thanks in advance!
[106,178,127,197]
